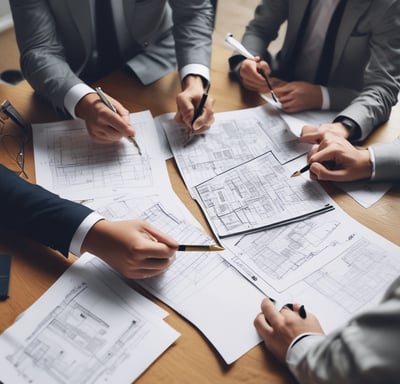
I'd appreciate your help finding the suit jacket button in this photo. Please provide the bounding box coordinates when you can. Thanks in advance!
[144,41,149,47]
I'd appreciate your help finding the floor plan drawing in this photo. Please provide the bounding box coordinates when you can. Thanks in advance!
[305,237,400,314]
[7,282,146,384]
[85,193,265,364]
[0,255,179,384]
[226,215,343,291]
[160,104,310,194]
[32,111,170,201]
[195,151,333,237]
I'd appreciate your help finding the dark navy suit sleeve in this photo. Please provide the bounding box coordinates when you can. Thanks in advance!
[0,165,93,256]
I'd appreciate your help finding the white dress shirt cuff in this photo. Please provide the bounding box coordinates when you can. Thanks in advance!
[64,84,96,119]
[320,86,330,110]
[69,212,105,256]
[368,146,376,180]
[180,64,210,84]
[286,333,325,377]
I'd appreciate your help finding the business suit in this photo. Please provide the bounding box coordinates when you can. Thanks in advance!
[0,165,92,256]
[10,0,214,116]
[370,141,400,181]
[230,0,400,142]
[288,275,400,383]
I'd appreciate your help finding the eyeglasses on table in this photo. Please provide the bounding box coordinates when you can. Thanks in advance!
[0,99,31,179]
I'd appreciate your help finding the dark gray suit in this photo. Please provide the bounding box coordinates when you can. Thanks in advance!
[10,0,214,115]
[230,0,400,141]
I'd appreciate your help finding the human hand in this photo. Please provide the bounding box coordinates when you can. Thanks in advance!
[75,92,136,144]
[305,133,372,182]
[175,75,215,134]
[300,122,352,142]
[273,81,322,113]
[81,219,179,279]
[254,298,324,362]
[239,57,273,93]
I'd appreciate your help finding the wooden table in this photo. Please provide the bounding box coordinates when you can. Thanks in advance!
[1,49,400,384]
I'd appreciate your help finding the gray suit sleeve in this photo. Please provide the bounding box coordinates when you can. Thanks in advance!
[331,1,400,141]
[288,277,400,384]
[10,0,83,116]
[369,141,400,181]
[169,0,214,70]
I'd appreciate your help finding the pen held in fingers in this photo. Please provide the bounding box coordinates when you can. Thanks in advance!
[95,86,143,155]
[191,92,209,126]
[291,164,311,177]
[258,69,278,103]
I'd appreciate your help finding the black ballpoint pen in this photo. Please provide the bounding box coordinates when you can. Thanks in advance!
[95,87,142,155]
[291,164,310,177]
[191,91,209,126]
[183,82,210,147]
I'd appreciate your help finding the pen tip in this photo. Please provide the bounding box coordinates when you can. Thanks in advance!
[291,171,301,177]
[211,245,225,251]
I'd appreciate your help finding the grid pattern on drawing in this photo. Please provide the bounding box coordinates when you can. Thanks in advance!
[305,238,400,314]
[195,152,331,237]
[236,219,340,281]
[165,117,276,188]
[93,198,229,306]
[47,125,152,190]
[7,281,145,384]
[137,204,228,304]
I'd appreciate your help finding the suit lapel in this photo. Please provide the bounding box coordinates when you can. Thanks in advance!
[330,0,371,77]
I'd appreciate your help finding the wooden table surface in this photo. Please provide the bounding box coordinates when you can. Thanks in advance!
[0,47,399,384]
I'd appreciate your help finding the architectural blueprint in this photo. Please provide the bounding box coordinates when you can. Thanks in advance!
[221,206,400,332]
[86,194,265,364]
[0,254,179,384]
[158,104,311,195]
[32,111,171,201]
[194,151,334,238]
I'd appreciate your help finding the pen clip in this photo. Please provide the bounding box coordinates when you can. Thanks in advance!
[224,33,254,59]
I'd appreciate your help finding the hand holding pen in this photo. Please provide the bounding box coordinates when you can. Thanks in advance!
[175,75,214,143]
[225,33,278,103]
[95,87,142,154]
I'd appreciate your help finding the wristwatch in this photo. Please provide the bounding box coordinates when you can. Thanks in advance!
[333,116,360,141]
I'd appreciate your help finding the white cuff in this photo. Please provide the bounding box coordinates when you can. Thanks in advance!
[179,64,210,84]
[368,147,376,180]
[64,84,96,118]
[69,212,105,256]
[320,86,330,110]
[286,333,325,377]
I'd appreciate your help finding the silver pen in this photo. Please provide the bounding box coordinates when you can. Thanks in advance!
[95,87,142,155]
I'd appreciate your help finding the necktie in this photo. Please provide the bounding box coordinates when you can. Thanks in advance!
[94,0,121,80]
[284,0,313,81]
[315,0,347,85]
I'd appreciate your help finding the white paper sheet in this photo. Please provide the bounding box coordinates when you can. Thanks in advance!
[86,194,265,364]
[33,111,171,201]
[0,254,179,384]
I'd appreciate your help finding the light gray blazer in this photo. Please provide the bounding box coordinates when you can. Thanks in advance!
[292,276,400,383]
[10,0,214,115]
[237,0,400,141]
[371,141,400,181]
